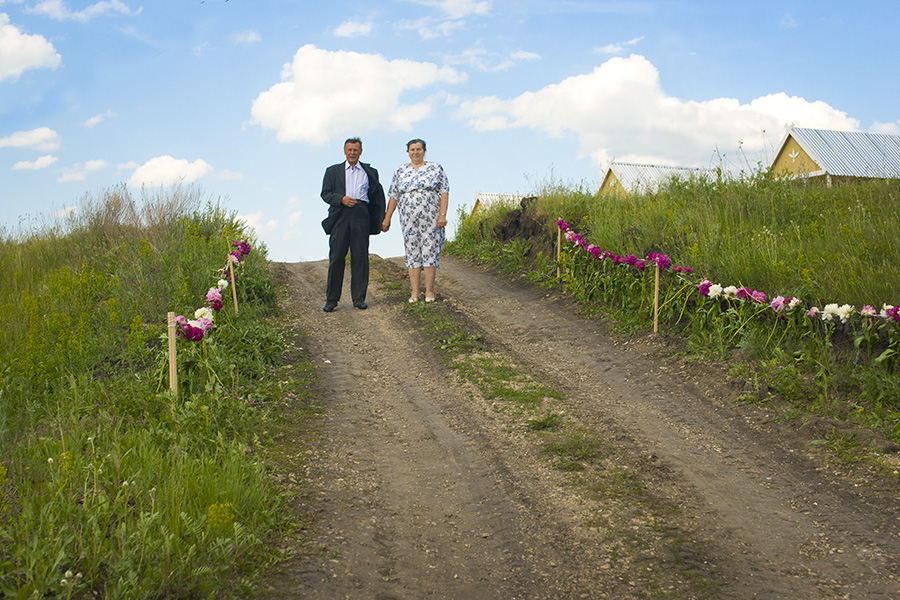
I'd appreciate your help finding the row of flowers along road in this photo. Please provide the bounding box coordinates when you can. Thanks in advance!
[557,219,900,328]
[174,240,251,342]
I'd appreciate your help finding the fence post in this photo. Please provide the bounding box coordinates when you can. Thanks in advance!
[653,264,660,333]
[228,259,239,315]
[167,311,177,396]
[556,220,562,278]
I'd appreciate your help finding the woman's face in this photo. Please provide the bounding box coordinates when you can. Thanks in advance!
[408,143,425,163]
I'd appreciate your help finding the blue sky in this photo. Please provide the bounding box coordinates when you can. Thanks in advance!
[2,0,898,262]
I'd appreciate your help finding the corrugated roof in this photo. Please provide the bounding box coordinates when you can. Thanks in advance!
[473,192,525,210]
[607,161,714,192]
[788,127,900,178]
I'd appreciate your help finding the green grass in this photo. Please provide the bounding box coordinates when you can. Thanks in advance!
[0,186,317,598]
[447,173,900,451]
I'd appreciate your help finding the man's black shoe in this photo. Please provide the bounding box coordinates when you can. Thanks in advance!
[323,301,337,312]
[353,300,368,310]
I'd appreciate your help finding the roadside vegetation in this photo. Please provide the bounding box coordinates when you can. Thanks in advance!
[0,187,317,598]
[446,172,900,468]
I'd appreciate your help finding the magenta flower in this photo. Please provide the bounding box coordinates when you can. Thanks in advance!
[232,240,252,257]
[557,219,569,232]
[564,230,576,243]
[229,251,242,264]
[698,280,712,296]
[647,254,671,270]
[624,254,637,266]
[635,260,646,271]
[751,290,767,304]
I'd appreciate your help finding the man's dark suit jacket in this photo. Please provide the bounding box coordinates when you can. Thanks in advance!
[320,161,386,236]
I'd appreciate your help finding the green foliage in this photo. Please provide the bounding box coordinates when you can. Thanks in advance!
[448,174,900,445]
[0,187,306,598]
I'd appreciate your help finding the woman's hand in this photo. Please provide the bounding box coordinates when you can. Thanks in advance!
[437,213,447,229]
[382,217,392,232]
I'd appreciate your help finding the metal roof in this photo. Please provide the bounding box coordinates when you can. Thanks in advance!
[606,161,714,192]
[786,127,900,178]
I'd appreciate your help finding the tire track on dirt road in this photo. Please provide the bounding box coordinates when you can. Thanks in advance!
[435,254,900,599]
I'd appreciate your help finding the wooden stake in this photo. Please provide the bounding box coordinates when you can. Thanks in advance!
[167,311,177,396]
[653,264,660,334]
[228,258,239,315]
[556,221,562,278]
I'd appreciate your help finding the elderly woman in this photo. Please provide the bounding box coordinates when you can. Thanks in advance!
[382,138,450,303]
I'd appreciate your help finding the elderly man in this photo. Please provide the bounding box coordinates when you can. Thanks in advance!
[320,137,385,311]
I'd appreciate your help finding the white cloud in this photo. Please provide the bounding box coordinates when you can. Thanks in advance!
[84,109,116,127]
[231,30,261,45]
[446,46,540,72]
[127,155,213,187]
[870,120,900,135]
[27,0,137,23]
[405,0,490,19]
[456,54,858,169]
[0,13,61,81]
[334,20,373,38]
[0,126,60,150]
[594,36,644,55]
[250,44,466,145]
[216,169,244,181]
[58,158,108,182]
[396,16,465,39]
[53,205,77,219]
[12,154,57,170]
[780,13,798,28]
[238,210,279,237]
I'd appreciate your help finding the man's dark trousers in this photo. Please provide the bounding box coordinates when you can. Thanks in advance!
[326,201,370,304]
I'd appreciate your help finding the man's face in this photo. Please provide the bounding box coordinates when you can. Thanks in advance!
[344,142,362,165]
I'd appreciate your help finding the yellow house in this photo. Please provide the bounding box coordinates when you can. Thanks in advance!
[770,126,900,185]
[470,192,525,215]
[598,161,714,195]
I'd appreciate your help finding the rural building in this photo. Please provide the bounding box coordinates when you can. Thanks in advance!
[598,161,714,195]
[770,126,900,185]
[471,192,525,215]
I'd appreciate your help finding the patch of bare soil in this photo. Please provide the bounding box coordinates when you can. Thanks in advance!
[260,255,900,599]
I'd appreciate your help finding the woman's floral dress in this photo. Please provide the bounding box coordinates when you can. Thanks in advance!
[388,161,450,269]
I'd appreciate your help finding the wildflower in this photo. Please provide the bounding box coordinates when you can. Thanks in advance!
[770,296,788,312]
[697,280,712,296]
[194,306,214,322]
[646,253,671,270]
[836,304,854,324]
[232,240,251,256]
[821,303,840,322]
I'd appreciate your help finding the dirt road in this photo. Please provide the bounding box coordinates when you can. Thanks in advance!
[262,255,900,599]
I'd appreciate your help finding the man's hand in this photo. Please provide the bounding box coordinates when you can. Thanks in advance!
[341,196,358,207]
